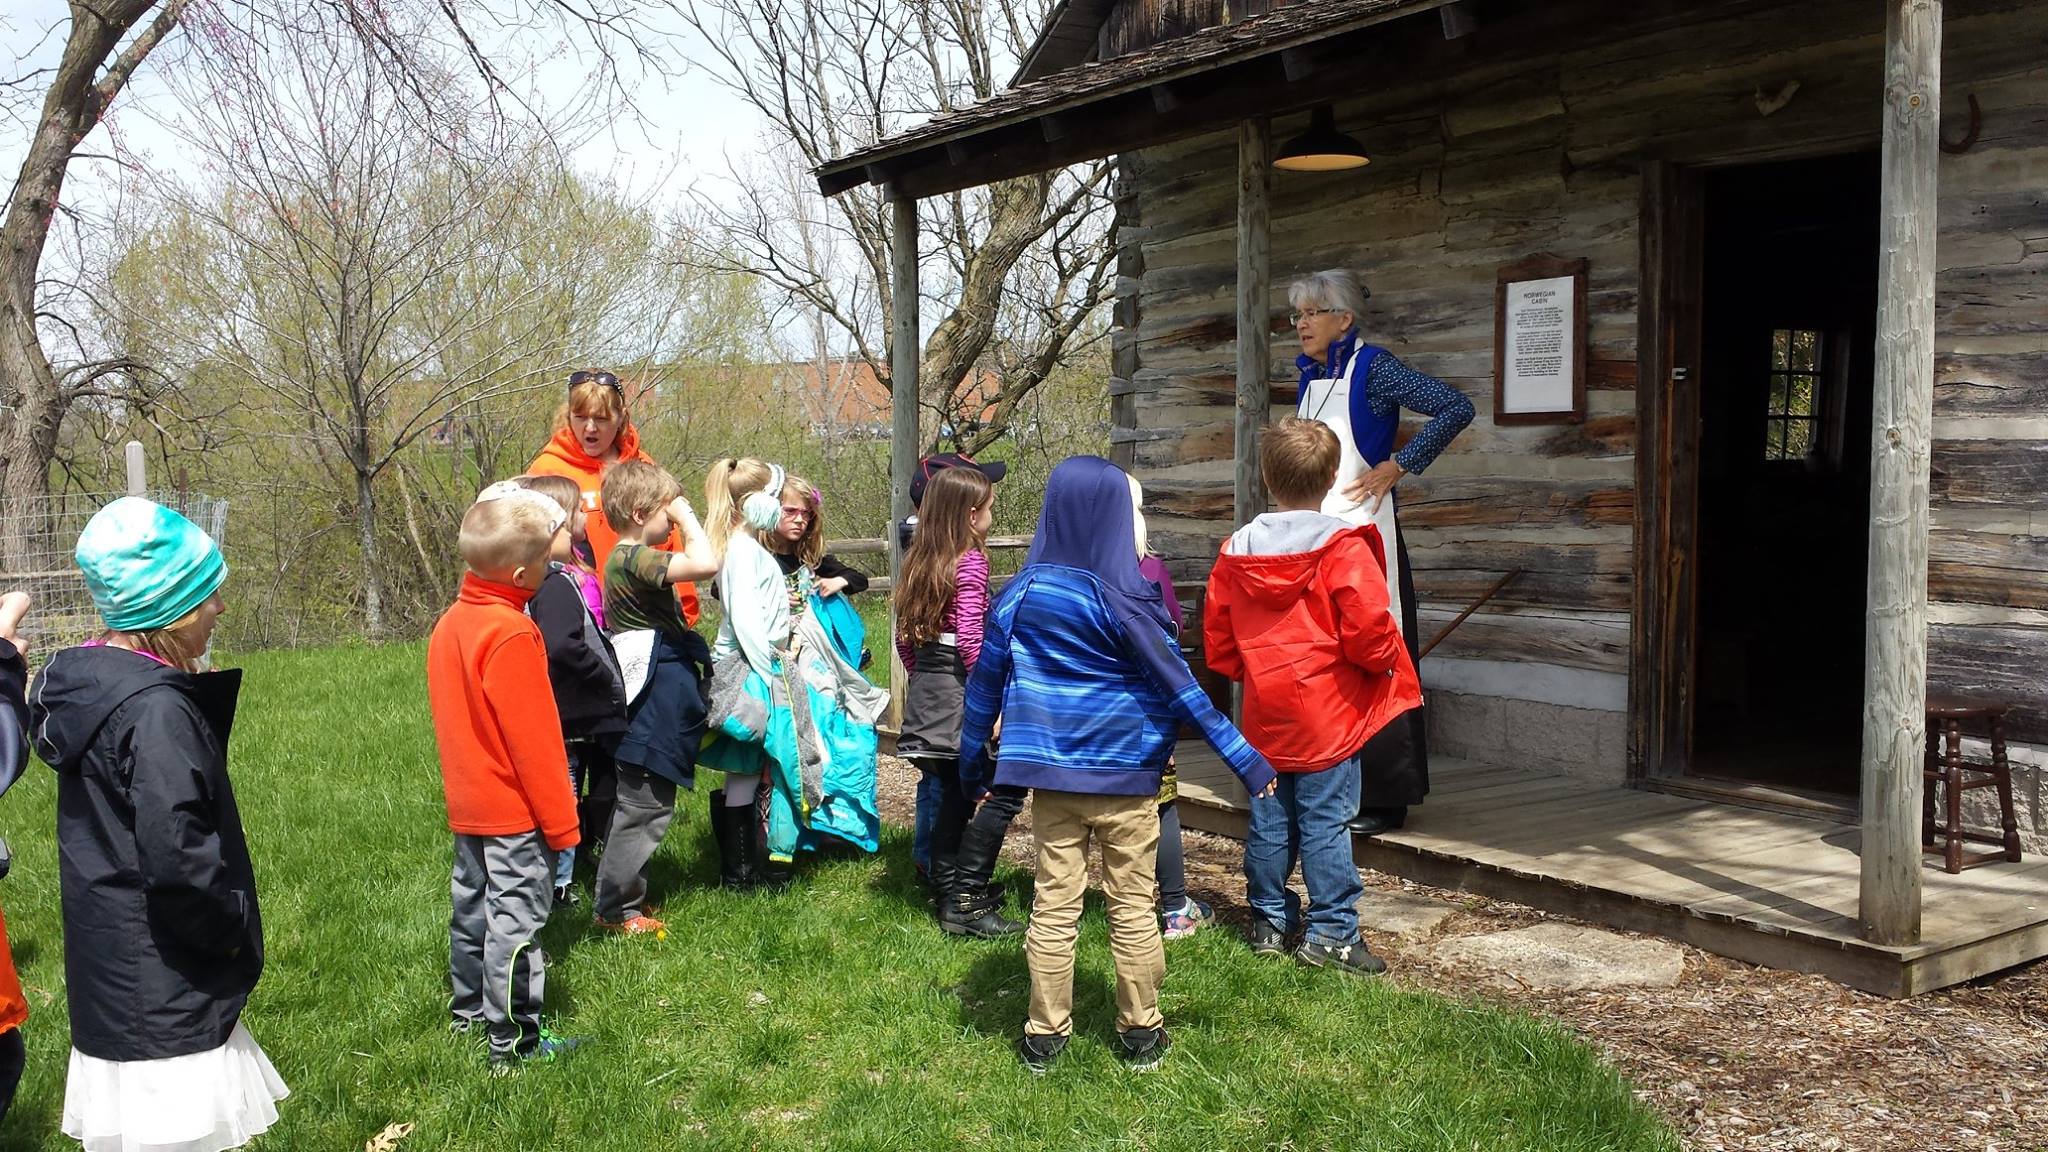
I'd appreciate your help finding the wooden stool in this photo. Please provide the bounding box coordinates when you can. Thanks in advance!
[1921,696,2023,874]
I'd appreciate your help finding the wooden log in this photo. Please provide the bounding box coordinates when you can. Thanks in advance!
[888,192,921,728]
[1926,528,2048,609]
[1928,622,2048,745]
[1859,0,1941,948]
[1930,439,2048,510]
[1236,115,1273,531]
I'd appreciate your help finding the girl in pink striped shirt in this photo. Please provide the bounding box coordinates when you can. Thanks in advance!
[894,467,1023,938]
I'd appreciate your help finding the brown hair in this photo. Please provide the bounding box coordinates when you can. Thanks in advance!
[703,456,776,562]
[97,600,217,673]
[599,459,681,536]
[516,473,583,519]
[895,466,994,648]
[551,375,629,436]
[1262,417,1342,507]
[458,497,556,575]
[772,474,826,568]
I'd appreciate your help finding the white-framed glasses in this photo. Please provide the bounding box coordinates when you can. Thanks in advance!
[1290,306,1337,325]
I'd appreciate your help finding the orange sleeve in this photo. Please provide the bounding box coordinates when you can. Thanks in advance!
[1201,557,1244,682]
[0,901,26,1033]
[1329,535,1406,674]
[480,630,580,851]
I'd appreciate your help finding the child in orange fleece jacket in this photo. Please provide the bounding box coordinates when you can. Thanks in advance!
[426,483,584,1068]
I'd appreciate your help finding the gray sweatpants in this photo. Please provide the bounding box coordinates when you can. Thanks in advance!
[595,765,677,924]
[450,831,554,1060]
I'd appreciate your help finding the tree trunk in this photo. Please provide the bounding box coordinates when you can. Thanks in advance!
[0,0,182,569]
[356,466,385,640]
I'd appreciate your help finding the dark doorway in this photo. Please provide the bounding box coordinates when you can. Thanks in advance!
[1689,152,1879,796]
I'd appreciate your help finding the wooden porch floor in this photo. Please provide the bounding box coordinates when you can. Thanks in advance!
[1175,749,2048,997]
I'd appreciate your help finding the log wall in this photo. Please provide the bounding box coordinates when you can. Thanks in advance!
[1117,0,2048,754]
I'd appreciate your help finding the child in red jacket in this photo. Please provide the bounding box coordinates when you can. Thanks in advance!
[427,484,585,1067]
[1204,418,1422,976]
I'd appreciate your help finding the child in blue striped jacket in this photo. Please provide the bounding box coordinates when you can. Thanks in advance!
[959,456,1275,1074]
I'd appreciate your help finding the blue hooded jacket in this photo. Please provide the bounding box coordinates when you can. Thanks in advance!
[958,456,1274,799]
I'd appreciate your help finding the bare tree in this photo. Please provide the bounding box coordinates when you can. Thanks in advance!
[683,0,1116,455]
[0,0,680,571]
[145,22,683,637]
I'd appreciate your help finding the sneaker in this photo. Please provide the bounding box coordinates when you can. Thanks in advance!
[553,885,582,908]
[489,1028,588,1072]
[1016,1031,1067,1075]
[1116,1026,1171,1072]
[597,914,667,937]
[1248,916,1289,957]
[1296,938,1388,977]
[1161,897,1213,940]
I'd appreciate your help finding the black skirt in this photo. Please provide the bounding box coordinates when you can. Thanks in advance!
[1357,520,1429,807]
[899,639,968,763]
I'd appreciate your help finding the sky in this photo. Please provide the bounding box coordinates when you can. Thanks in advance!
[0,0,765,217]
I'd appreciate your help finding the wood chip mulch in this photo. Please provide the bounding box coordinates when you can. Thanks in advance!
[872,756,2048,1151]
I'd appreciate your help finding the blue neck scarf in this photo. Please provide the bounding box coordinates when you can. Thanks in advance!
[1294,327,1395,467]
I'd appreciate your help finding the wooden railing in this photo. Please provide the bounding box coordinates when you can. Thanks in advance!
[822,534,1034,594]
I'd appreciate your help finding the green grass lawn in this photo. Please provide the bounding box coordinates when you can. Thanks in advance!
[0,644,1675,1151]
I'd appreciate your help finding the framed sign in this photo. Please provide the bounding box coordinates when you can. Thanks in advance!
[1493,254,1588,425]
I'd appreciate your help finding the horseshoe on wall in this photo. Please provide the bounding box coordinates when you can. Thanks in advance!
[1941,93,1981,154]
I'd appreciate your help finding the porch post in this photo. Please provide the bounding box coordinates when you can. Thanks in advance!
[1234,117,1272,530]
[1859,0,1941,946]
[888,189,921,728]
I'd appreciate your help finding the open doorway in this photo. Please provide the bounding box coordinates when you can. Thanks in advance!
[1686,152,1880,796]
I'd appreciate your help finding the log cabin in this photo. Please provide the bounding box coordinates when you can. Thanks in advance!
[819,0,2048,996]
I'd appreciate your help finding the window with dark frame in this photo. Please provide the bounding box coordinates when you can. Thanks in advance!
[1764,328,1824,462]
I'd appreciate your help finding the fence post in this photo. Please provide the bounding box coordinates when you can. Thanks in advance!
[125,441,146,497]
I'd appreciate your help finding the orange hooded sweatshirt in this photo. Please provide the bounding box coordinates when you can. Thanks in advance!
[528,423,701,625]
[427,574,580,851]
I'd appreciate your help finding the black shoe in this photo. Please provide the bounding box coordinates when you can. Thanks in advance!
[709,791,754,890]
[1017,1031,1067,1075]
[942,819,1023,937]
[1249,917,1290,956]
[1346,806,1408,836]
[1297,938,1388,977]
[1117,1026,1171,1071]
[552,884,581,908]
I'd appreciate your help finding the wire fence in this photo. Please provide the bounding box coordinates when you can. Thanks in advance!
[0,486,230,658]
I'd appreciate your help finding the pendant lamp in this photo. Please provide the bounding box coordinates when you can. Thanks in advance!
[1273,105,1370,173]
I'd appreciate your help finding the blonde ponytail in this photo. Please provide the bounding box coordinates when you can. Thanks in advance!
[704,456,774,562]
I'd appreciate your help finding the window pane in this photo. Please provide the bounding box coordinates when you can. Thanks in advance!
[1791,330,1819,372]
[1769,375,1789,417]
[1762,419,1781,460]
[1771,329,1790,370]
[1785,419,1814,458]
[1790,374,1816,417]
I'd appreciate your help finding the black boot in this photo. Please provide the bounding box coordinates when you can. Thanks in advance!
[1346,806,1408,836]
[926,854,957,918]
[709,790,753,889]
[746,800,790,889]
[940,821,1022,938]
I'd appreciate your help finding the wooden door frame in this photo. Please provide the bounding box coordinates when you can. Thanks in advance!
[1630,160,1704,783]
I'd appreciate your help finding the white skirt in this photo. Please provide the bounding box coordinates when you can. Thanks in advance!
[62,1022,289,1152]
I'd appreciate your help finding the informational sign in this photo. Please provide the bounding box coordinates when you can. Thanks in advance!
[1494,255,1588,425]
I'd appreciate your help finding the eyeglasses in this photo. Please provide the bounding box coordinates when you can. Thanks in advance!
[1290,307,1337,326]
[569,370,623,396]
[779,506,814,522]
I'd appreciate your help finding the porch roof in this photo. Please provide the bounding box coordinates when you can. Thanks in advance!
[815,0,1450,199]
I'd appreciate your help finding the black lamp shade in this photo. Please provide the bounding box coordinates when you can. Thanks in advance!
[1274,105,1370,172]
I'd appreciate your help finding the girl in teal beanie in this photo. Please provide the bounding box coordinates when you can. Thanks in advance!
[30,497,288,1152]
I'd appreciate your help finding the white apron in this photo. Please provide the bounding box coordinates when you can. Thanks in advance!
[1296,346,1407,634]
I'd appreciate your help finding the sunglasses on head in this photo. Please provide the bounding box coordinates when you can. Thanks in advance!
[569,370,623,397]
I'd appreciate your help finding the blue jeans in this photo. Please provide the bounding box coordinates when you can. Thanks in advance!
[1243,756,1363,948]
[912,771,942,871]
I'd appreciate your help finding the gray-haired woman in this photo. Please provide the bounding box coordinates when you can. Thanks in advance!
[1290,269,1474,833]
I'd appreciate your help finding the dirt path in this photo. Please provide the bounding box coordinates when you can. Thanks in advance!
[874,757,2048,1151]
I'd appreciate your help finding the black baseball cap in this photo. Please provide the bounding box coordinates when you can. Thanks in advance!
[910,453,1006,507]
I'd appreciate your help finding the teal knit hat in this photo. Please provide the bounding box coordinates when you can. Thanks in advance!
[75,497,228,633]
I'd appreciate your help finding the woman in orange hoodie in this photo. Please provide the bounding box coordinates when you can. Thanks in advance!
[527,370,703,855]
[526,370,702,625]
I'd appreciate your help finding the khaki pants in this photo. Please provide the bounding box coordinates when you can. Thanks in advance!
[1024,790,1166,1037]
